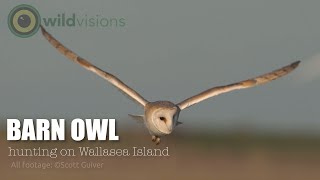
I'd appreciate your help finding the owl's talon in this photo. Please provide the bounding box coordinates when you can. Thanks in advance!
[155,137,161,145]
[152,136,156,142]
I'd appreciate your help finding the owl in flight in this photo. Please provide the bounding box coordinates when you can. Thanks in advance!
[40,26,300,145]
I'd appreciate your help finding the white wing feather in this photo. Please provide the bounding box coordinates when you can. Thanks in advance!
[177,61,300,110]
[40,26,148,106]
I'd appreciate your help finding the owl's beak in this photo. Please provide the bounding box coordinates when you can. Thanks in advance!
[165,121,173,134]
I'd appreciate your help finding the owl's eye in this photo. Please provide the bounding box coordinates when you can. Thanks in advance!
[159,117,166,122]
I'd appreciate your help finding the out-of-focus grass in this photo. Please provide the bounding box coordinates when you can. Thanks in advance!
[2,129,320,180]
[175,131,320,150]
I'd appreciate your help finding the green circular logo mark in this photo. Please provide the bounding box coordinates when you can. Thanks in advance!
[8,4,41,38]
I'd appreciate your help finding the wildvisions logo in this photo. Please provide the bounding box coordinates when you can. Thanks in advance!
[42,13,126,28]
[8,4,126,38]
[8,4,41,38]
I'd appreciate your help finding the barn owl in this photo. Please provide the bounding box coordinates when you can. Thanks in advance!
[40,26,300,145]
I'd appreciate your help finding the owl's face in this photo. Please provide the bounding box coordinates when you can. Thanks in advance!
[151,107,180,134]
[146,102,180,135]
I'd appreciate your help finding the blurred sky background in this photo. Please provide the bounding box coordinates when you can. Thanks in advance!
[0,0,319,134]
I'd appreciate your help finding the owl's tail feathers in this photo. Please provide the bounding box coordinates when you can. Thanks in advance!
[128,114,144,123]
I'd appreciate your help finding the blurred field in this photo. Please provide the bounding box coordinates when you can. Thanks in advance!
[2,129,320,180]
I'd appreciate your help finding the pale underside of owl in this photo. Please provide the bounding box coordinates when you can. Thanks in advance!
[40,26,300,145]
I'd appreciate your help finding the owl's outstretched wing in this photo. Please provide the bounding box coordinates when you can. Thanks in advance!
[40,26,149,107]
[177,61,300,110]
